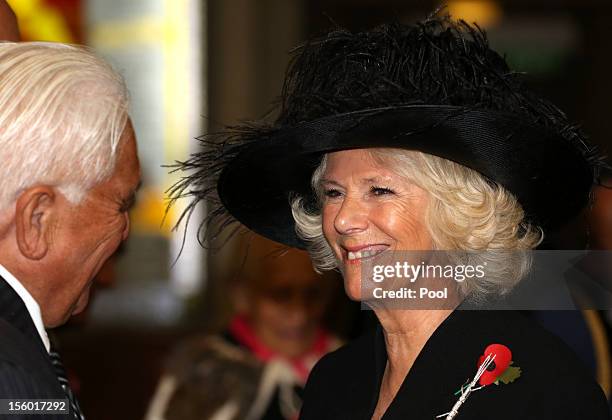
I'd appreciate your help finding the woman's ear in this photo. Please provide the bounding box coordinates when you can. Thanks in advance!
[14,186,56,260]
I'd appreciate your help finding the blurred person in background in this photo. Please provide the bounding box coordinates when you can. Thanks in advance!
[146,234,341,420]
[0,39,141,420]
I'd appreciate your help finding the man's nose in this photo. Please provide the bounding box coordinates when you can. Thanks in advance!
[121,213,130,241]
[333,195,368,235]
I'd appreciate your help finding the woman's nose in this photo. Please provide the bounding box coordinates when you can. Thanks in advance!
[334,195,368,235]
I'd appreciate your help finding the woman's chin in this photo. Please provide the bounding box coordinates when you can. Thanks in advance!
[343,275,363,301]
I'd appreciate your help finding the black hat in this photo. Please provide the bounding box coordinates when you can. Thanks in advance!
[168,15,605,249]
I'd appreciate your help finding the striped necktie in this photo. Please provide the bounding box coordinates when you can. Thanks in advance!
[49,349,86,420]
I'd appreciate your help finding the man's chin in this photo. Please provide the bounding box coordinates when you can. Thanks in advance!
[68,286,93,321]
[72,293,90,316]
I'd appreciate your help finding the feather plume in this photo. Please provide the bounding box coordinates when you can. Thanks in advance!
[167,14,606,249]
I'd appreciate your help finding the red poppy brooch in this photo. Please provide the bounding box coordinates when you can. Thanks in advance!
[436,343,521,419]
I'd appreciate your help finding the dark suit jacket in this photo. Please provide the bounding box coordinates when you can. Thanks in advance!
[0,275,69,419]
[300,310,611,419]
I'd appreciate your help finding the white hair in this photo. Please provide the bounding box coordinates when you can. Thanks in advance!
[0,42,129,209]
[291,148,544,300]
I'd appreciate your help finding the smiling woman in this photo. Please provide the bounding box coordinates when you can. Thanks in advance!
[315,150,431,300]
[171,14,611,420]
[292,148,542,301]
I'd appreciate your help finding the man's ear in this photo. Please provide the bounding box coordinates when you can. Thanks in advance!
[14,186,56,260]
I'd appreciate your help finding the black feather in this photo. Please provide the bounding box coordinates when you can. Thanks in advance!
[167,14,606,249]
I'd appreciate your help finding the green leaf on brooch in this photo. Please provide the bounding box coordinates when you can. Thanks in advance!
[494,362,521,385]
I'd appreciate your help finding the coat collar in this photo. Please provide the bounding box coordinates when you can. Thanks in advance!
[0,274,49,356]
[369,310,510,419]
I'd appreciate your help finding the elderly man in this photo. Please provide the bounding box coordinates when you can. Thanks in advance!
[0,40,141,420]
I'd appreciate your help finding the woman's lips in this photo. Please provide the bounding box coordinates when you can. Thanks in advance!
[342,244,389,263]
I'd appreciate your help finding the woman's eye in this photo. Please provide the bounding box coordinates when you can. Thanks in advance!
[371,186,395,196]
[324,188,342,198]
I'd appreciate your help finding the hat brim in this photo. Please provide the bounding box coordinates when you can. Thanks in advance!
[218,105,592,248]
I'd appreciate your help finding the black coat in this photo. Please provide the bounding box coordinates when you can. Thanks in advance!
[0,276,68,419]
[300,310,610,419]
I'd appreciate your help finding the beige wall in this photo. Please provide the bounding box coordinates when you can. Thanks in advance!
[203,0,307,329]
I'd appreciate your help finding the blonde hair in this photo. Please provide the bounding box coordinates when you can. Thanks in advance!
[0,42,129,208]
[291,148,543,299]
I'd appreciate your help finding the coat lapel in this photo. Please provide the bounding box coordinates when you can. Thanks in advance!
[0,275,60,389]
[0,275,45,348]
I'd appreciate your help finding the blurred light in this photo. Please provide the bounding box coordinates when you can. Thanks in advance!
[87,16,161,48]
[87,0,206,302]
[129,187,174,235]
[447,0,502,28]
[8,0,74,42]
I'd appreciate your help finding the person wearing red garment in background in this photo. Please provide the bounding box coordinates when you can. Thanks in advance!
[146,234,342,420]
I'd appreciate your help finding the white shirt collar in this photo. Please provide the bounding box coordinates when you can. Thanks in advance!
[0,263,50,353]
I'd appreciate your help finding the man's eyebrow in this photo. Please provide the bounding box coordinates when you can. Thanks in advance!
[123,180,142,203]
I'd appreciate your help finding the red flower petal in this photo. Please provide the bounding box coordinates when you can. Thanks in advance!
[478,344,512,386]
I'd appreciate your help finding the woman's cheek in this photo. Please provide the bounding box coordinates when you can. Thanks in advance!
[321,204,338,238]
[370,203,397,230]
